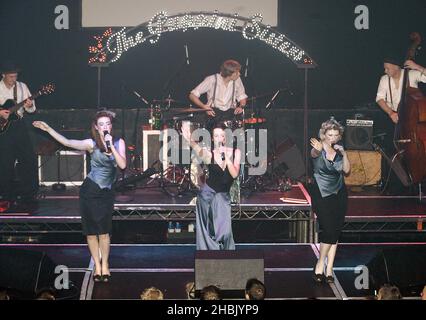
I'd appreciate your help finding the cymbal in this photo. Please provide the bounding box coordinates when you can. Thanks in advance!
[176,108,213,113]
[152,98,185,105]
[244,117,267,124]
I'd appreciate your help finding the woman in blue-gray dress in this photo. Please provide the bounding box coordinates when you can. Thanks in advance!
[182,123,241,250]
[33,110,126,282]
[310,118,350,283]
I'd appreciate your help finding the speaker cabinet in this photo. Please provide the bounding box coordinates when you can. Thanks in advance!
[344,150,381,186]
[38,151,87,186]
[0,248,57,296]
[269,138,305,179]
[345,119,374,150]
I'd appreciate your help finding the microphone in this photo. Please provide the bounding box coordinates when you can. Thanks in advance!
[221,143,225,161]
[331,143,343,157]
[104,130,112,152]
[133,90,149,105]
[244,57,249,78]
[265,89,280,109]
[184,45,190,65]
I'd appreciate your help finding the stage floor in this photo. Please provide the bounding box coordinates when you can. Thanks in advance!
[1,243,424,300]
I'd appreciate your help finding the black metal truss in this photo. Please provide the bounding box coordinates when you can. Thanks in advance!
[0,222,81,234]
[112,208,312,221]
[342,220,425,233]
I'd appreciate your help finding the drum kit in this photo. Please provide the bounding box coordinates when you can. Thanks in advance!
[124,91,291,198]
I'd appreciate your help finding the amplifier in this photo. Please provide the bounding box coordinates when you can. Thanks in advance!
[38,151,87,186]
[344,150,381,186]
[345,119,374,150]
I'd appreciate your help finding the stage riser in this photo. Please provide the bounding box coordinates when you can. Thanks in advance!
[1,220,425,244]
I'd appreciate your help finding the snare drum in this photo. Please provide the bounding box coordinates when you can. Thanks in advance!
[222,119,243,130]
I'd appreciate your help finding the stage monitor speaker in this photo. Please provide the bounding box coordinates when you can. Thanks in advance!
[0,248,57,296]
[345,119,374,150]
[195,250,264,298]
[367,246,426,295]
[270,138,305,179]
[38,151,87,186]
[344,150,381,186]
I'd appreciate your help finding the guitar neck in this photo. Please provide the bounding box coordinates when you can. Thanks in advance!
[8,93,38,113]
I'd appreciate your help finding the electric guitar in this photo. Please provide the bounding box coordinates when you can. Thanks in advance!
[0,83,55,134]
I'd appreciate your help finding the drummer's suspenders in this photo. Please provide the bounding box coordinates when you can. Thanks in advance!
[212,74,236,109]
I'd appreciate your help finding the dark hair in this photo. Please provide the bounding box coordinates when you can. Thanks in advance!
[377,284,402,300]
[200,285,221,300]
[220,60,241,77]
[245,278,266,300]
[91,111,114,152]
[212,122,228,132]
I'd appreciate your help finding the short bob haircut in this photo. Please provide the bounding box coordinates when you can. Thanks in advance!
[318,117,344,141]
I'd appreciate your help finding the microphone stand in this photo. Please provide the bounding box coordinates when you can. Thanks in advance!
[161,46,190,109]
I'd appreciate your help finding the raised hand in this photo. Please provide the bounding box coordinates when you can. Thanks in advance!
[32,121,51,132]
[310,138,323,152]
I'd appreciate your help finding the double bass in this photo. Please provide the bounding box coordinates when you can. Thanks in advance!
[394,32,426,185]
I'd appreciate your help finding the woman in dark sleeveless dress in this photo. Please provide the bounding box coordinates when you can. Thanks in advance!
[182,123,241,250]
[33,111,126,282]
[310,118,350,283]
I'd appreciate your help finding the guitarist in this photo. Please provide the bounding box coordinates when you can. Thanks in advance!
[0,62,38,207]
[189,59,248,130]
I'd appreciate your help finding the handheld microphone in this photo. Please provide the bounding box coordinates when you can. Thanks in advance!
[331,143,343,157]
[244,57,249,78]
[104,131,112,152]
[221,143,225,161]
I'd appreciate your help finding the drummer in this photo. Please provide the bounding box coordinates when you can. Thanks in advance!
[189,59,248,130]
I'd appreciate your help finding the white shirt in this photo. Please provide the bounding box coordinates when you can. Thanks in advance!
[376,69,426,111]
[0,79,36,117]
[190,73,248,111]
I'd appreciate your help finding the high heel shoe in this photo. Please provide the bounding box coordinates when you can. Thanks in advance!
[93,274,102,282]
[325,275,335,283]
[101,274,111,283]
[313,267,324,283]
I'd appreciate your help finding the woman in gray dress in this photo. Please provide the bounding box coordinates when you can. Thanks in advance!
[33,111,126,282]
[310,118,350,283]
[182,123,241,250]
